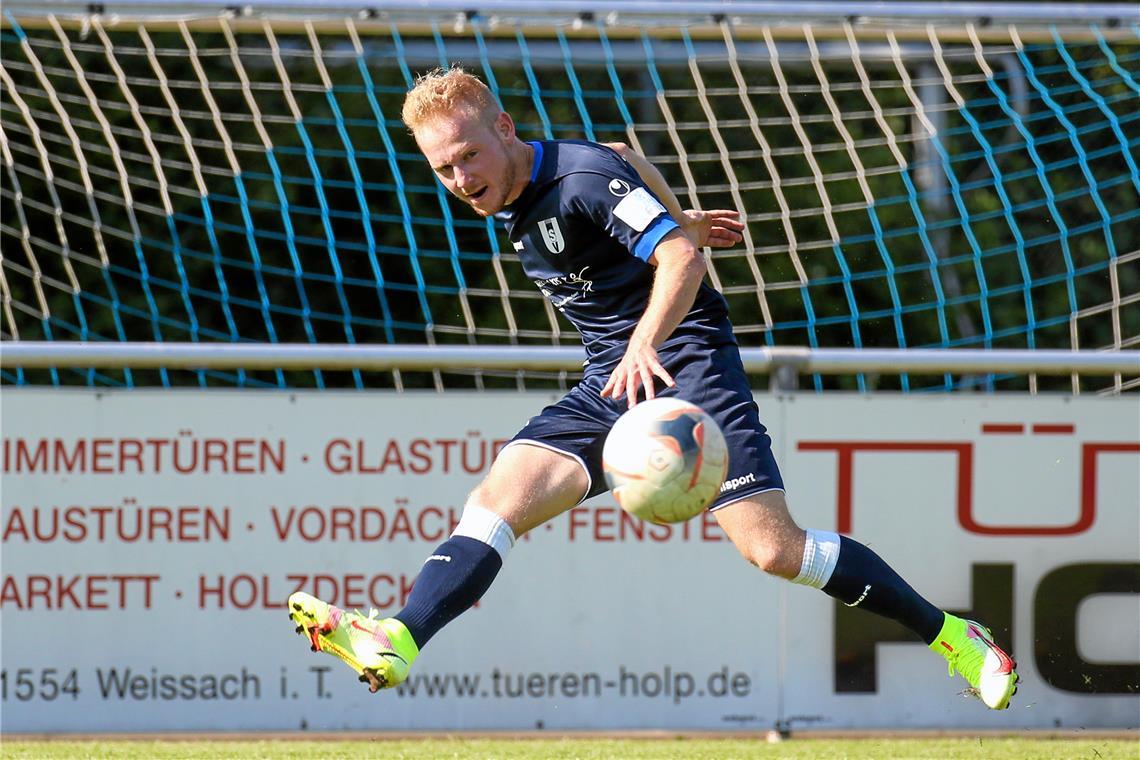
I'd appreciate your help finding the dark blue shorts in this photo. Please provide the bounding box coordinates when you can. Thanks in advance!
[506,341,784,509]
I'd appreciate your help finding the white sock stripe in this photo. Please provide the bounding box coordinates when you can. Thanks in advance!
[792,532,816,586]
[791,529,841,589]
[451,503,516,563]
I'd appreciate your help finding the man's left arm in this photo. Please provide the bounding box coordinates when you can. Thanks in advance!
[603,142,744,249]
[597,142,742,407]
[599,228,706,407]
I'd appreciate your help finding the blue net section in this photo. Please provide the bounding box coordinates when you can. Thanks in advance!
[1,15,1137,390]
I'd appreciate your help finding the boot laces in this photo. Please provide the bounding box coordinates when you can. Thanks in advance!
[946,627,987,688]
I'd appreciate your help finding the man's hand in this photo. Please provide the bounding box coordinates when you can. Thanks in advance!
[600,339,675,409]
[682,209,745,248]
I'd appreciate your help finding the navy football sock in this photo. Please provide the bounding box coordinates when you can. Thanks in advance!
[822,536,944,644]
[394,536,503,648]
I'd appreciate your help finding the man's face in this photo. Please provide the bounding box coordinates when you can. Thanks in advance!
[415,111,517,217]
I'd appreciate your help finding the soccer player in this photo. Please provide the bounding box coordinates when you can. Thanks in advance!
[288,67,1018,710]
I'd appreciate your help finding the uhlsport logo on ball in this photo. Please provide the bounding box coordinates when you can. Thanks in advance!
[602,398,729,524]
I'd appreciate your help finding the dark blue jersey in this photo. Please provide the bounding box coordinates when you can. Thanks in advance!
[496,140,735,373]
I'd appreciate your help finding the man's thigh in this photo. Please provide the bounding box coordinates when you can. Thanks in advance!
[505,379,619,503]
[714,490,805,578]
[474,442,590,537]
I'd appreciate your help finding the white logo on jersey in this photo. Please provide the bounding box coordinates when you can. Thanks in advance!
[512,239,525,251]
[538,217,565,254]
[608,178,631,197]
[535,267,593,312]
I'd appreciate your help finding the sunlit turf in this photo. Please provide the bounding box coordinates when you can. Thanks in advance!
[1,736,1135,760]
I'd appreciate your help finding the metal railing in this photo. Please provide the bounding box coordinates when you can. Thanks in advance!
[6,0,1137,41]
[3,342,1137,384]
[9,0,1139,24]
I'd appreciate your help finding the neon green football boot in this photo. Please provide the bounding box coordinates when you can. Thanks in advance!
[288,591,419,692]
[930,613,1018,710]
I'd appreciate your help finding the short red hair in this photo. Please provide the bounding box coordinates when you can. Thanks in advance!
[401,67,500,134]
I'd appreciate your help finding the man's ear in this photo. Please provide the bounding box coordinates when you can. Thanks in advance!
[495,110,515,141]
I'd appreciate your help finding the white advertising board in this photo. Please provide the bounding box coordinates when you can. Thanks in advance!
[1,390,1137,732]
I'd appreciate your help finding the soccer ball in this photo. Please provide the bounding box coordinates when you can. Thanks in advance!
[602,398,729,524]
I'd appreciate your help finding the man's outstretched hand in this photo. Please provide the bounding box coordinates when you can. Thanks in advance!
[682,209,745,248]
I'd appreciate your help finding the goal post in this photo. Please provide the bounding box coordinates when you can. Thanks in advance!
[1,0,1137,392]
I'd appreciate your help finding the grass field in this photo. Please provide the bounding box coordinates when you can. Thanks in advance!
[2,736,1135,760]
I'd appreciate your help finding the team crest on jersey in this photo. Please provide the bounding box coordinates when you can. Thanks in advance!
[538,217,565,254]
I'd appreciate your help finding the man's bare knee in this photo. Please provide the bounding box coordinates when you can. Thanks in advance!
[463,482,525,536]
[736,540,800,579]
[716,495,806,579]
[464,483,496,512]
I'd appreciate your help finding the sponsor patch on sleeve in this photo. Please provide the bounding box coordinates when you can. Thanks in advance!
[612,187,667,232]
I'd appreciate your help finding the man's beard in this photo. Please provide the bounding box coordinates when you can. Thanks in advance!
[473,143,516,217]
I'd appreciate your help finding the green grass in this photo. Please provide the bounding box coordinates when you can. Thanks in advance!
[1,737,1135,760]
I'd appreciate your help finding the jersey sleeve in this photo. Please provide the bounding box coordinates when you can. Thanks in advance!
[561,170,680,262]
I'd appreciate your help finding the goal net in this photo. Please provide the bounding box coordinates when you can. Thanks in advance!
[1,2,1137,391]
